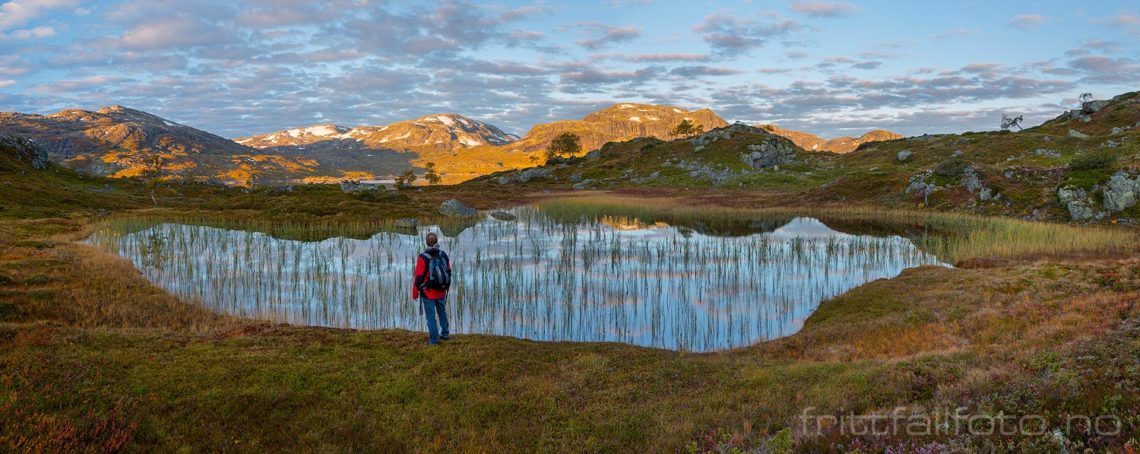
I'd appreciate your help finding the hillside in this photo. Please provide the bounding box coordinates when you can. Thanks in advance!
[429,103,730,182]
[0,106,321,185]
[758,124,902,153]
[476,91,1140,224]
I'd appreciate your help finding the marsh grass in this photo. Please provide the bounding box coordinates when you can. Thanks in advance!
[537,194,1137,263]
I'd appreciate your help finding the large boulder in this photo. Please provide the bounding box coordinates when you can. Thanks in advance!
[740,139,796,169]
[518,167,553,183]
[1081,100,1110,114]
[896,150,913,162]
[1103,172,1138,212]
[1068,129,1089,139]
[1057,186,1095,221]
[439,199,478,217]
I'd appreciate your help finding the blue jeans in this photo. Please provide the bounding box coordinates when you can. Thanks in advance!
[421,296,449,344]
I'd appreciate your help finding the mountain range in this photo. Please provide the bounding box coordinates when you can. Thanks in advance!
[0,104,901,185]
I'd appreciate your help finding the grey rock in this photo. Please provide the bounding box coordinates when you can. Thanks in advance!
[693,145,705,152]
[1033,148,1060,158]
[439,199,478,217]
[961,166,984,193]
[572,178,595,191]
[568,173,583,183]
[905,171,939,199]
[1111,127,1125,135]
[648,171,660,179]
[896,150,913,162]
[490,211,517,221]
[495,175,512,185]
[518,167,553,183]
[1043,135,1052,142]
[1068,129,1089,139]
[1057,186,1095,221]
[979,187,993,201]
[585,150,601,160]
[1103,171,1138,212]
[951,150,964,158]
[740,139,796,169]
[1082,100,1110,114]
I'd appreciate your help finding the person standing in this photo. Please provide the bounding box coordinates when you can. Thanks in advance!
[412,232,451,345]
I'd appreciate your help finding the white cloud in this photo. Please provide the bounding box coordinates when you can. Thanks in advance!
[0,0,78,31]
[3,25,56,39]
[0,80,17,88]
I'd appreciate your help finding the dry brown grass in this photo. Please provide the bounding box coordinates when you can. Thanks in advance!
[0,219,238,334]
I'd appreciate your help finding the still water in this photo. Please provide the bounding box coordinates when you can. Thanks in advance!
[88,208,947,351]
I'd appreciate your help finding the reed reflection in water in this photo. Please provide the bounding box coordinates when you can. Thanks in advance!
[88,209,947,351]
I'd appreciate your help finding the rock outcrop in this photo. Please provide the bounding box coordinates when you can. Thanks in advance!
[0,133,49,171]
[439,199,478,217]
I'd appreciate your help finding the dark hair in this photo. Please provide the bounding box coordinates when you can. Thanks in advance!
[425,232,438,247]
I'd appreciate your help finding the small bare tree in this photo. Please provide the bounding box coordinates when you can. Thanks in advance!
[1000,114,1024,131]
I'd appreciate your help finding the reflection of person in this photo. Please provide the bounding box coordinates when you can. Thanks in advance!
[411,232,451,345]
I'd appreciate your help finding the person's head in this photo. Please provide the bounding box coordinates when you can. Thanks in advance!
[424,232,438,247]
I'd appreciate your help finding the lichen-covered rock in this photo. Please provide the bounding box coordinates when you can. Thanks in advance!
[961,166,984,193]
[1057,186,1095,221]
[518,167,553,183]
[1082,100,1110,114]
[740,140,796,169]
[905,171,938,199]
[1034,148,1060,158]
[1111,127,1125,135]
[896,150,912,162]
[1068,129,1089,139]
[439,199,478,217]
[1103,172,1138,212]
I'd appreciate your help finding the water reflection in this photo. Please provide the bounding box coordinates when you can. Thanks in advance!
[87,209,948,351]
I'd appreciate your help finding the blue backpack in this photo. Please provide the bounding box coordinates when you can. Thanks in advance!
[419,250,451,291]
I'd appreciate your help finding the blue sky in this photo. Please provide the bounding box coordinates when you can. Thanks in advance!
[0,0,1138,138]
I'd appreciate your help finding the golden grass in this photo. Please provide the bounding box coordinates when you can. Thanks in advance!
[536,193,1138,263]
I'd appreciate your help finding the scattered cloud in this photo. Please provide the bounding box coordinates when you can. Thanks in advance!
[574,23,641,50]
[692,11,800,55]
[791,1,856,18]
[0,80,16,88]
[1009,14,1047,30]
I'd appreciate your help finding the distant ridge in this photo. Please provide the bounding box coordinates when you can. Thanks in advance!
[756,124,902,153]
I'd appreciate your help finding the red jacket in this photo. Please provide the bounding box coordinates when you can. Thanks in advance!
[412,248,450,300]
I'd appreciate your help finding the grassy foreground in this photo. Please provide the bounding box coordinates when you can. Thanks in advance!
[1,187,1139,452]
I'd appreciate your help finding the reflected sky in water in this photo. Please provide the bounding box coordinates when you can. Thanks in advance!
[88,209,948,351]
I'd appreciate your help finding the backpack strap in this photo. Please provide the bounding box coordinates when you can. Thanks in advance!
[416,252,432,291]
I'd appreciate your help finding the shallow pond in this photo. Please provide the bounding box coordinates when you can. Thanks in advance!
[87,207,948,351]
